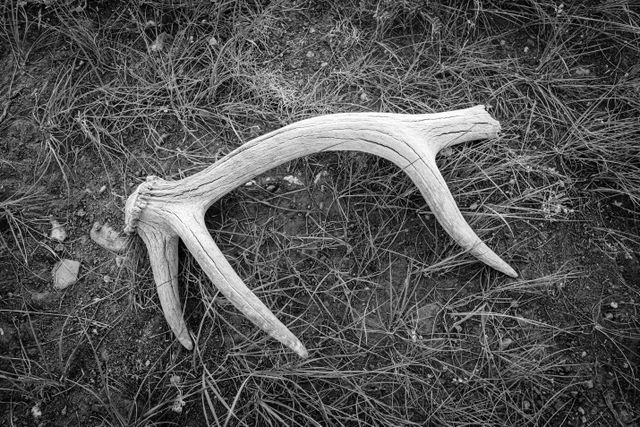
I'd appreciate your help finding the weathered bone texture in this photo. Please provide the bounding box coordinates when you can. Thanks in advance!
[124,105,517,358]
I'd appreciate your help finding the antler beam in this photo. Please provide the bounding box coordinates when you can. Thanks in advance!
[124,105,517,358]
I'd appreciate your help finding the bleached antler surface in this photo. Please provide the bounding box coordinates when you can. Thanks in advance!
[124,105,517,358]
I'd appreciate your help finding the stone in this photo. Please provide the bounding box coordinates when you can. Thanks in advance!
[50,219,67,242]
[53,259,80,290]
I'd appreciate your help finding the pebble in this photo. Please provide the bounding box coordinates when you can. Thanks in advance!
[313,170,329,184]
[574,66,590,76]
[499,337,513,350]
[609,301,618,309]
[283,175,304,186]
[53,259,81,290]
[50,219,67,242]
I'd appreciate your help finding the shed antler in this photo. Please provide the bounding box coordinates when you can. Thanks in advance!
[124,106,517,358]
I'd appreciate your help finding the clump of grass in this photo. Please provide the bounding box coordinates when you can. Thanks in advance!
[0,184,49,265]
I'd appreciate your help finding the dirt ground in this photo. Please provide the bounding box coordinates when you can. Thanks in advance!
[1,1,639,426]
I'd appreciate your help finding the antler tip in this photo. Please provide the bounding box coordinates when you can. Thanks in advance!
[180,336,194,350]
[503,265,518,278]
[291,340,309,358]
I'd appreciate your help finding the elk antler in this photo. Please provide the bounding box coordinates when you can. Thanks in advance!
[124,106,517,358]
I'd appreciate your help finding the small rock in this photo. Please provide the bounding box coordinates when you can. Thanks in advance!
[98,185,107,194]
[314,170,329,185]
[91,222,129,252]
[50,219,67,242]
[103,275,113,283]
[610,301,618,309]
[584,379,594,389]
[170,375,182,386]
[99,346,109,362]
[31,404,42,419]
[499,337,514,350]
[283,175,304,186]
[53,259,81,290]
[320,61,328,67]
[208,36,218,47]
[265,183,279,192]
[150,32,171,52]
[604,312,614,320]
[574,66,590,76]
[306,50,315,58]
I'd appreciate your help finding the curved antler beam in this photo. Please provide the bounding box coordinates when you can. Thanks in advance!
[124,105,517,358]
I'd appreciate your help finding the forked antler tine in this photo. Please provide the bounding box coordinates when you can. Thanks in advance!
[170,208,309,357]
[406,154,518,278]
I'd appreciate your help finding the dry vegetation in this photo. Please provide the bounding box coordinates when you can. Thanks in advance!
[1,0,639,425]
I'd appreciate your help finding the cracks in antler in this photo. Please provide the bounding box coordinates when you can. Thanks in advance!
[125,106,517,357]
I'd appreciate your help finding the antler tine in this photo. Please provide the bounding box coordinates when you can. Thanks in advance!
[171,208,309,358]
[125,106,517,356]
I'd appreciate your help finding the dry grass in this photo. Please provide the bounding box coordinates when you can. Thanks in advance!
[1,0,639,425]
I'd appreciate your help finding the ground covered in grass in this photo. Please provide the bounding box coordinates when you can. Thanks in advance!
[1,0,639,425]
